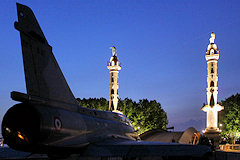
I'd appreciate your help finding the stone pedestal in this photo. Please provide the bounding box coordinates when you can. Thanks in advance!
[204,131,221,150]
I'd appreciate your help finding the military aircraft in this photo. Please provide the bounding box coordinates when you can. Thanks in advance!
[2,3,211,159]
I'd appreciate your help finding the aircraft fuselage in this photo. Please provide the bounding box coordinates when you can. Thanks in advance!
[2,92,137,153]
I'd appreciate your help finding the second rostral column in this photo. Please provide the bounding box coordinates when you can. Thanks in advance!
[107,46,121,112]
[201,32,224,148]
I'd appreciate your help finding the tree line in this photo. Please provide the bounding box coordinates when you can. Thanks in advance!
[76,97,168,134]
[75,93,240,143]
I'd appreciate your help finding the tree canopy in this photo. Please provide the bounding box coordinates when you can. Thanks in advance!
[219,93,240,144]
[76,97,168,134]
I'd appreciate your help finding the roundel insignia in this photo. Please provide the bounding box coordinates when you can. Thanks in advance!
[54,117,62,130]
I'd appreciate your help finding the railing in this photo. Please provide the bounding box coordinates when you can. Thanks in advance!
[107,61,121,67]
[220,144,240,151]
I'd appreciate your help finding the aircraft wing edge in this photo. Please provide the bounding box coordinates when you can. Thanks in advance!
[78,139,211,158]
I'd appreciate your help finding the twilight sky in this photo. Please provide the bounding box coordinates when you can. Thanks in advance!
[0,0,240,132]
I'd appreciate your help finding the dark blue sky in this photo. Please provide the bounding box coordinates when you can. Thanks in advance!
[1,0,240,131]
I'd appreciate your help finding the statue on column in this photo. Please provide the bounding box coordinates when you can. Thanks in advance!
[110,46,117,56]
[209,32,215,44]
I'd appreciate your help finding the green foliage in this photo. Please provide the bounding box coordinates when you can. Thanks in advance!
[76,98,108,111]
[76,97,168,134]
[219,93,240,144]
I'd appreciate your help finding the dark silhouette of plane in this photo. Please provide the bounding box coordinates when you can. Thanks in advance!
[2,3,211,159]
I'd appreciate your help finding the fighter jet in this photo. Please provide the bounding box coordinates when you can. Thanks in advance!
[2,3,211,159]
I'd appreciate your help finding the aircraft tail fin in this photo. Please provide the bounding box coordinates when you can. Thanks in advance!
[15,3,78,105]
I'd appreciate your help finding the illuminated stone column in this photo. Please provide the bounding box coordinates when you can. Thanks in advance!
[202,32,224,134]
[107,46,121,112]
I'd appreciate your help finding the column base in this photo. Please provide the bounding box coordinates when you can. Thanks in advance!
[112,110,123,114]
[203,130,221,150]
[205,127,220,133]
